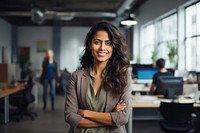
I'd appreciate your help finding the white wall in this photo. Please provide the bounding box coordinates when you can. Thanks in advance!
[0,18,12,63]
[61,27,89,73]
[18,27,52,70]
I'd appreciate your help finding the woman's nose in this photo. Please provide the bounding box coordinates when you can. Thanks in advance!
[99,43,106,50]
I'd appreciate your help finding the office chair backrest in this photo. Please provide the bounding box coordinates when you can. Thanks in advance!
[24,76,35,103]
[159,102,193,124]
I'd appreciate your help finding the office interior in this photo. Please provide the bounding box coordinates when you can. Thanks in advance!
[0,0,200,133]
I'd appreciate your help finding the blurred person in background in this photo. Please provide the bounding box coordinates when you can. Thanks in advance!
[60,68,71,95]
[40,49,58,111]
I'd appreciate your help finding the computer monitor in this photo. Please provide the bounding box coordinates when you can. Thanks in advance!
[156,76,183,99]
[137,68,158,84]
[167,68,175,75]
[131,64,153,78]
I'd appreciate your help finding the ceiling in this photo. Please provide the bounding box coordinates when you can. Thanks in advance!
[0,0,146,27]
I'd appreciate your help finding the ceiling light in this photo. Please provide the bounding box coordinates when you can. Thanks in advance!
[31,8,45,24]
[120,14,138,26]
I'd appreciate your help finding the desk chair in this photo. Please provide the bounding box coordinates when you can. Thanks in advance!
[9,76,37,121]
[159,102,195,133]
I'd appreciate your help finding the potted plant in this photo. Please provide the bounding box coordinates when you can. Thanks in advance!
[136,55,141,64]
[151,48,158,67]
[19,53,31,79]
[167,42,178,69]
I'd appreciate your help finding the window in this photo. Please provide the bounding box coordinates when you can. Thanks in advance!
[157,14,178,68]
[185,2,200,70]
[140,23,155,64]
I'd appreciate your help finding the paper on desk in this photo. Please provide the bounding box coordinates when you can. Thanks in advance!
[137,96,158,100]
[131,84,145,89]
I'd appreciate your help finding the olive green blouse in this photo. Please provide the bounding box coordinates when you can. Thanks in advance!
[81,68,109,133]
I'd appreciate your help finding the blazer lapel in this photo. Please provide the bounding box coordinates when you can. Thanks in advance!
[79,69,90,109]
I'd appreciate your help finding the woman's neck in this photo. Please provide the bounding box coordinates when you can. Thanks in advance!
[92,62,107,77]
[160,68,167,72]
[49,58,53,63]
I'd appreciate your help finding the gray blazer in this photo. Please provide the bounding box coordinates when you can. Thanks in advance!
[64,68,132,133]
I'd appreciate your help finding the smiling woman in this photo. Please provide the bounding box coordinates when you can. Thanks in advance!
[64,21,132,133]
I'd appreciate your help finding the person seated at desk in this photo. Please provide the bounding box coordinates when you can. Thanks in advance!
[60,68,71,95]
[150,58,173,94]
[184,71,197,84]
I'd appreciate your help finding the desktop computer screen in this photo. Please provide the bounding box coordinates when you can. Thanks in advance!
[137,68,158,84]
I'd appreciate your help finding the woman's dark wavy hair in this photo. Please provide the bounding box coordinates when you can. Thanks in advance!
[81,21,130,96]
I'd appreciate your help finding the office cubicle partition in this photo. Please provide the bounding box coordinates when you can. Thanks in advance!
[196,72,200,91]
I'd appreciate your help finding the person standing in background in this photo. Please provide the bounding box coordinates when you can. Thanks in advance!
[40,49,58,111]
[64,21,132,133]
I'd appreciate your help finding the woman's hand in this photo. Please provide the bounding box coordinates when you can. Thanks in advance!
[78,109,91,117]
[78,109,85,117]
[114,100,127,112]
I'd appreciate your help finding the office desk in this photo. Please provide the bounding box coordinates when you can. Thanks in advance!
[131,87,150,92]
[126,95,200,133]
[132,95,200,119]
[131,83,150,95]
[0,84,25,124]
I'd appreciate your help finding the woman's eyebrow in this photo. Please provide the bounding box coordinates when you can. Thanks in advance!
[93,38,110,41]
[93,38,101,41]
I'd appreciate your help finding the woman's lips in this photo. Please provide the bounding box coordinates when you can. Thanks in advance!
[97,52,107,56]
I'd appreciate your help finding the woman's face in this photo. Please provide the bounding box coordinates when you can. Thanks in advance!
[47,50,54,58]
[90,30,113,64]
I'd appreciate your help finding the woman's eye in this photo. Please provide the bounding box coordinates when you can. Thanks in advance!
[106,41,112,45]
[94,40,101,45]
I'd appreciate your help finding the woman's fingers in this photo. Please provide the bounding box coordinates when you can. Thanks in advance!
[115,102,127,112]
